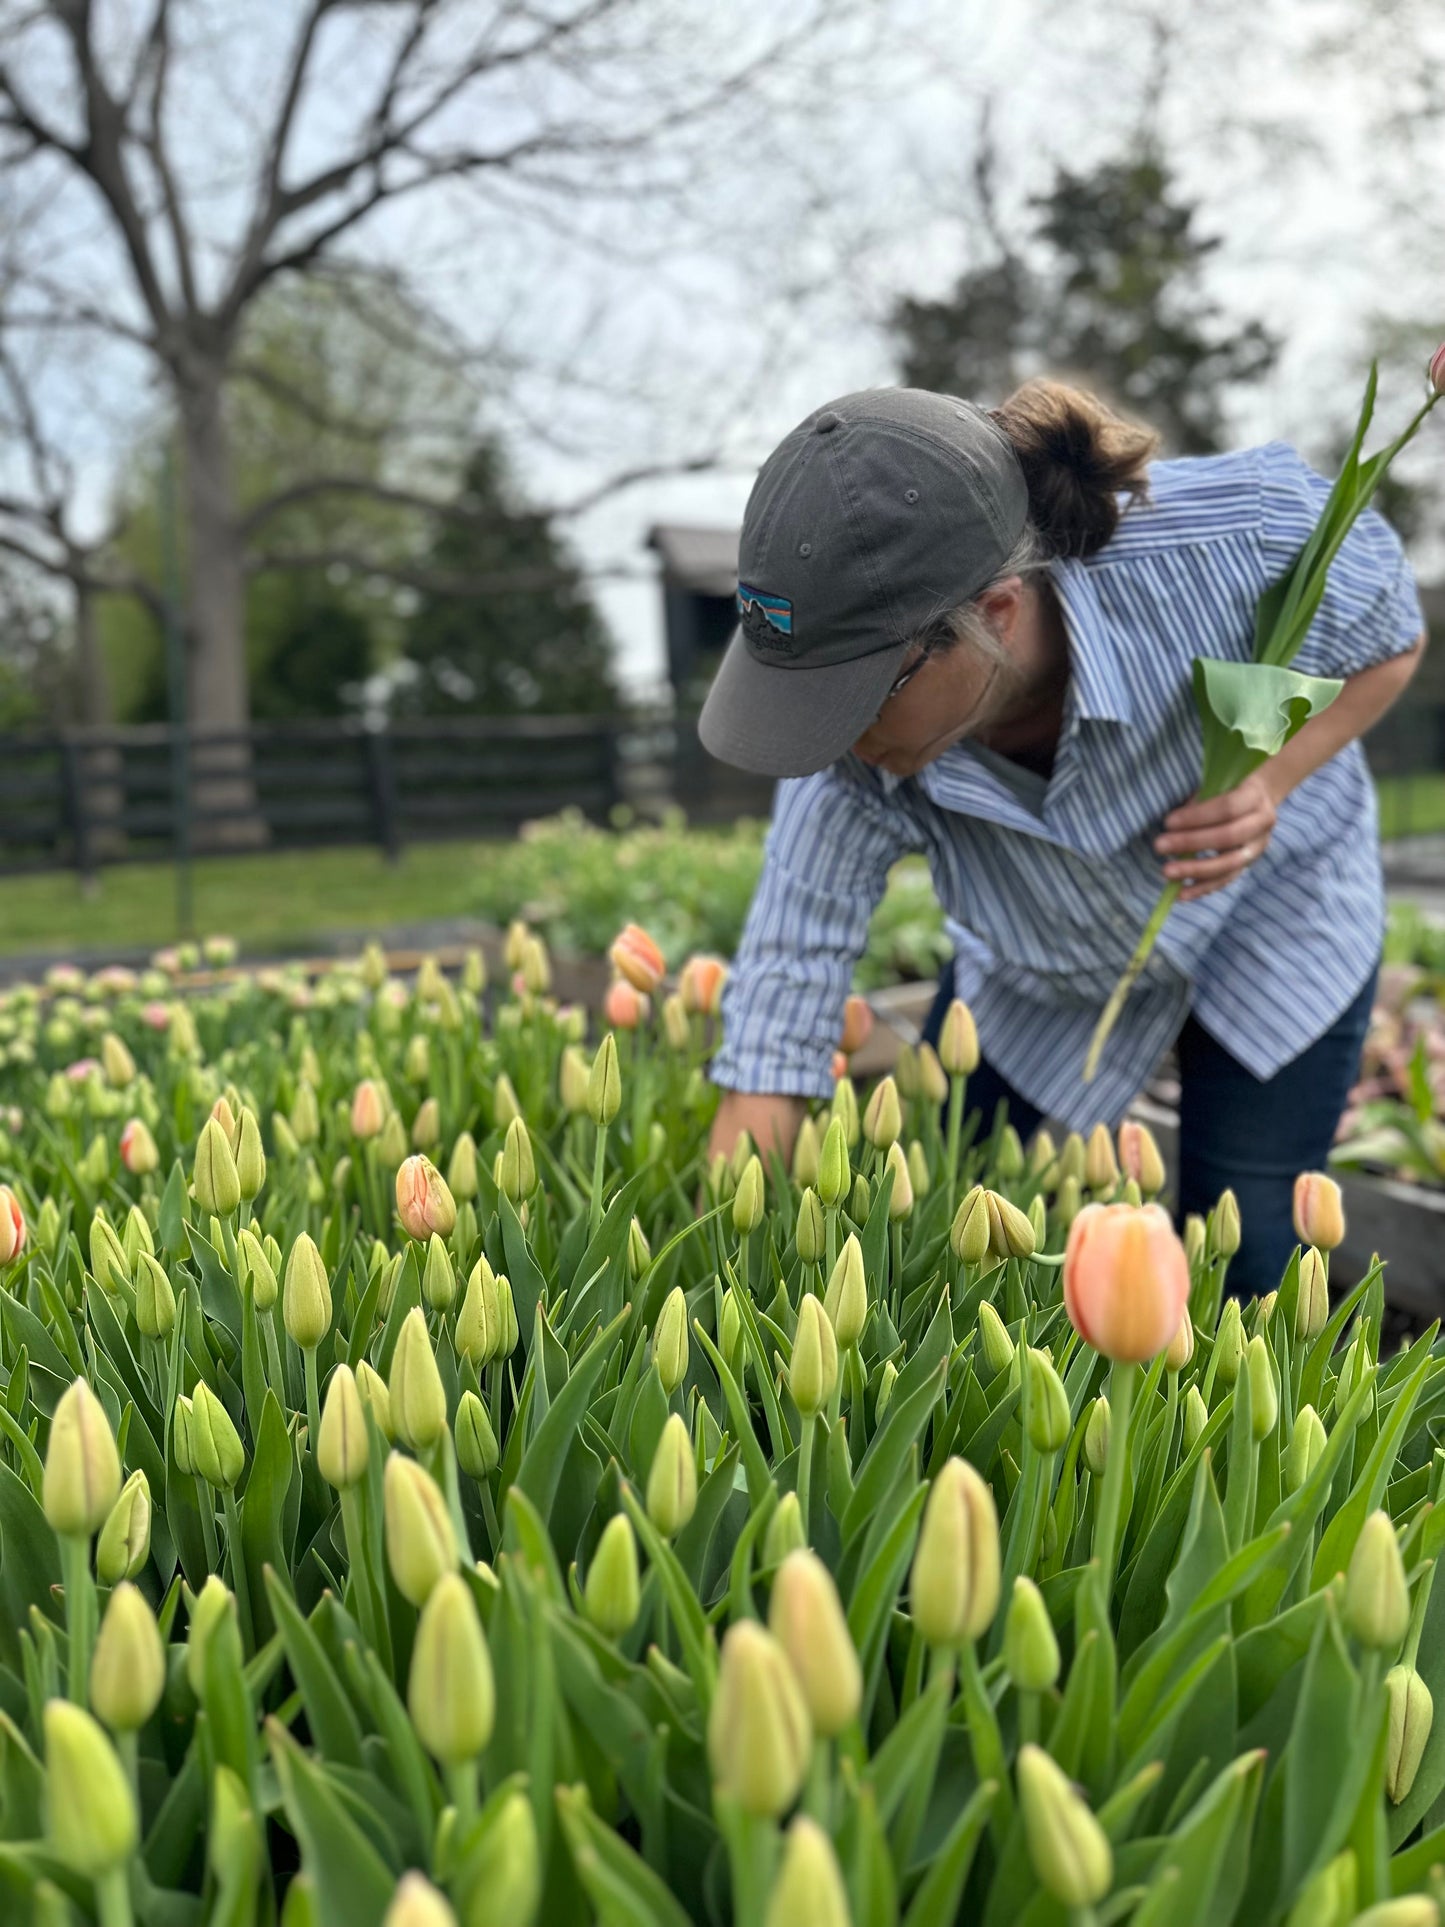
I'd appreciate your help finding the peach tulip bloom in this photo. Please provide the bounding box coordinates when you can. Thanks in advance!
[1063,1203,1191,1363]
[604,980,650,1030]
[141,1001,172,1031]
[1292,1171,1345,1252]
[119,1118,160,1176]
[679,954,728,1017]
[395,1154,457,1242]
[0,1186,25,1264]
[1116,1120,1166,1197]
[840,995,873,1056]
[830,1050,849,1082]
[608,923,665,995]
[351,1080,386,1140]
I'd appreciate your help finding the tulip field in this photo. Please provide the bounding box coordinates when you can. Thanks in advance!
[0,929,1441,1926]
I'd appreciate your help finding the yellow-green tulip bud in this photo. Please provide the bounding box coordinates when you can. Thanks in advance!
[875,1358,898,1424]
[44,1378,121,1539]
[653,1286,690,1395]
[389,1308,447,1452]
[459,1789,540,1927]
[1212,1188,1241,1258]
[764,1491,807,1567]
[893,1042,920,1099]
[190,1381,244,1490]
[1386,1663,1433,1804]
[997,1123,1025,1181]
[915,1043,949,1107]
[1165,1310,1194,1373]
[718,1288,746,1369]
[794,1188,824,1267]
[408,1572,495,1767]
[173,1395,195,1476]
[1214,1298,1244,1387]
[627,1217,652,1281]
[951,1185,991,1267]
[816,1117,850,1211]
[498,1116,535,1204]
[1254,1289,1277,1330]
[193,1117,240,1219]
[1029,1128,1057,1180]
[978,1301,1015,1379]
[708,1619,812,1818]
[587,1034,621,1126]
[646,1413,697,1538]
[1344,1510,1410,1652]
[318,1364,369,1491]
[1055,1173,1083,1231]
[1004,1575,1060,1693]
[1057,1132,1087,1187]
[385,1872,459,1927]
[792,1115,820,1187]
[90,1580,165,1732]
[1025,1348,1070,1453]
[911,1456,1000,1645]
[1285,1851,1357,1927]
[1297,1246,1329,1340]
[1352,1903,1440,1927]
[456,1255,503,1365]
[89,1212,129,1295]
[443,1133,477,1208]
[768,1548,861,1737]
[185,1575,233,1696]
[384,1452,456,1606]
[496,1273,519,1356]
[1084,1122,1119,1193]
[135,1252,176,1340]
[559,1045,592,1117]
[235,1108,266,1201]
[1286,1404,1327,1492]
[1017,1742,1112,1907]
[1183,1383,1209,1455]
[732,1155,765,1236]
[585,1513,641,1638]
[849,1172,870,1223]
[283,1233,332,1349]
[101,1031,136,1089]
[1120,1177,1143,1207]
[907,1138,931,1200]
[378,1109,408,1168]
[454,1390,499,1481]
[987,1189,1036,1260]
[790,1294,838,1420]
[355,1359,393,1441]
[862,1076,902,1151]
[411,1097,441,1152]
[831,1076,860,1148]
[122,1203,155,1269]
[765,1816,849,1927]
[404,1033,432,1085]
[884,1140,914,1221]
[44,1699,138,1877]
[1027,1192,1047,1248]
[1083,1396,1110,1477]
[727,1129,755,1184]
[938,998,979,1076]
[823,1234,868,1350]
[96,1470,151,1585]
[237,1227,277,1311]
[1184,1213,1207,1269]
[1335,1329,1375,1423]
[421,1233,457,1313]
[662,991,690,1052]
[1247,1334,1278,1441]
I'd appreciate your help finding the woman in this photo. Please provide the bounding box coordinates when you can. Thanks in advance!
[700,380,1427,1293]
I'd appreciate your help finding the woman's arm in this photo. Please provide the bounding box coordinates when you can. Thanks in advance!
[1265,633,1426,797]
[708,1091,807,1167]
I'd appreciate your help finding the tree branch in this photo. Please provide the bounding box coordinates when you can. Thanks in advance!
[245,545,653,596]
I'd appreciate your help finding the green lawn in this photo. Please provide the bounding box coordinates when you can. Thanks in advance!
[1376,773,1445,839]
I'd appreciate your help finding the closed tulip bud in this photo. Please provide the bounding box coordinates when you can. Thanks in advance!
[173,1395,195,1476]
[884,1140,914,1221]
[987,1189,1036,1260]
[709,1294,740,1373]
[862,1076,902,1150]
[1083,1122,1119,1193]
[496,1273,519,1356]
[385,1872,458,1927]
[122,1204,154,1272]
[906,1139,931,1200]
[1431,343,1445,396]
[118,1116,158,1176]
[908,1042,944,1107]
[409,1097,440,1152]
[1183,1383,1209,1454]
[283,1233,332,1349]
[1025,1129,1055,1181]
[1118,1119,1167,1197]
[409,1572,495,1767]
[709,1619,812,1818]
[768,1548,861,1737]
[237,1227,277,1311]
[1335,1328,1375,1421]
[289,1080,320,1146]
[100,1031,136,1089]
[1285,1852,1357,1927]
[90,1581,165,1732]
[1064,1202,1190,1363]
[420,1233,456,1314]
[1212,1296,1245,1386]
[1184,1213,1207,1269]
[1055,1173,1083,1230]
[951,1185,990,1265]
[0,1184,27,1264]
[518,934,551,996]
[938,998,979,1076]
[1004,1576,1060,1693]
[1351,1901,1439,1927]
[488,1075,522,1137]
[609,922,665,994]
[662,992,691,1052]
[1017,1743,1112,1907]
[585,1513,641,1637]
[732,1155,765,1235]
[317,1364,369,1490]
[875,1358,899,1423]
[1212,1188,1242,1258]
[454,1390,499,1481]
[831,1075,860,1148]
[390,1307,448,1453]
[356,1359,393,1440]
[44,1700,138,1877]
[839,992,873,1056]
[1246,1334,1278,1441]
[794,1188,825,1266]
[190,1381,244,1490]
[1297,1246,1330,1340]
[790,1294,838,1420]
[96,1470,151,1584]
[627,1216,651,1280]
[1120,1177,1143,1207]
[911,1456,1000,1646]
[234,1108,266,1202]
[455,1254,501,1364]
[849,1172,870,1222]
[1294,1171,1345,1253]
[816,1116,850,1209]
[1386,1664,1433,1804]
[351,1079,385,1139]
[384,1452,456,1606]
[1165,1310,1194,1373]
[1026,1349,1071,1453]
[89,1212,130,1295]
[1344,1510,1410,1651]
[193,1116,241,1219]
[1083,1396,1110,1477]
[558,1046,591,1116]
[378,1109,408,1168]
[995,1124,1024,1182]
[765,1491,807,1567]
[1286,1404,1327,1491]
[823,1234,868,1349]
[978,1302,1015,1379]
[792,1115,821,1186]
[677,952,726,1017]
[395,1154,456,1241]
[646,1413,697,1537]
[588,1033,621,1126]
[44,1378,121,1539]
[765,1816,849,1927]
[653,1286,690,1394]
[1027,1193,1047,1247]
[185,1574,233,1696]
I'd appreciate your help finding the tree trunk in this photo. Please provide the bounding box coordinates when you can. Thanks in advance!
[73,586,125,859]
[178,365,266,850]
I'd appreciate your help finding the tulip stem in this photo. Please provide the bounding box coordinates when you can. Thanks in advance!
[796,1413,817,1544]
[61,1533,96,1704]
[825,1206,837,1287]
[1093,1359,1137,1612]
[803,1740,830,1823]
[262,1310,287,1409]
[589,1122,609,1240]
[117,1727,140,1806]
[945,1074,965,1222]
[304,1346,322,1460]
[95,1868,134,1927]
[221,1485,253,1657]
[339,1483,386,1661]
[446,1760,479,1834]
[479,1478,502,1558]
[1019,1689,1040,1748]
[1083,882,1181,1085]
[194,1478,220,1573]
[890,1220,904,1323]
[720,1803,775,1927]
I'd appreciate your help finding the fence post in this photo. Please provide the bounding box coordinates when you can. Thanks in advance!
[364,726,402,861]
[58,735,95,887]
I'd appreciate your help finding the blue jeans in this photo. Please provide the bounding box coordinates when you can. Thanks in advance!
[920,961,1379,1297]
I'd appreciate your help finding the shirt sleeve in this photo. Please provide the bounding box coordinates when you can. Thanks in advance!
[710,759,918,1098]
[1258,441,1427,678]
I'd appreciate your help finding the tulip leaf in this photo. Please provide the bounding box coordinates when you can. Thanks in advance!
[900,1779,995,1927]
[266,1717,395,1927]
[865,1671,951,1829]
[1311,1349,1431,1589]
[514,1306,628,1532]
[240,1391,296,1646]
[847,1477,928,1725]
[0,1464,59,1671]
[620,1486,716,1705]
[842,1358,947,1548]
[674,1442,742,1593]
[1387,1542,1445,1842]
[555,1782,696,1927]
[1129,1749,1265,1927]
[550,1615,667,1849]
[263,1567,364,1769]
[1277,1601,1364,1902]
[499,1192,549,1349]
[343,1642,440,1855]
[1193,658,1342,801]
[692,1319,773,1509]
[158,1159,191,1259]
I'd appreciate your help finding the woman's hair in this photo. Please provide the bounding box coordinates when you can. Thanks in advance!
[911,378,1160,670]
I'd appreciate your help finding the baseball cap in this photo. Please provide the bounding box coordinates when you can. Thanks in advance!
[698,387,1029,778]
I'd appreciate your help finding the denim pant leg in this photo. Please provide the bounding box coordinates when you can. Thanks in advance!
[918,963,1045,1145]
[1174,962,1379,1297]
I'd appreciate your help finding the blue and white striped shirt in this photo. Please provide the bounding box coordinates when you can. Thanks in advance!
[711,440,1427,1131]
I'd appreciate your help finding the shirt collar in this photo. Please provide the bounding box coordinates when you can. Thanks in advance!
[1052,557,1132,727]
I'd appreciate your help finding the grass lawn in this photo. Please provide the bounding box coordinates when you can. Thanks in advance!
[1376,773,1445,839]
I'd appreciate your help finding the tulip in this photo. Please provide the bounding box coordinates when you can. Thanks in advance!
[662,991,691,1050]
[558,1046,591,1116]
[459,1789,540,1926]
[832,1076,860,1147]
[646,1413,697,1538]
[409,1573,495,1767]
[1383,1662,1433,1805]
[823,1234,868,1349]
[1285,1851,1357,1927]
[1212,1188,1242,1258]
[95,1469,151,1587]
[351,1079,385,1139]
[1246,1334,1278,1441]
[1431,343,1445,396]
[235,1108,266,1201]
[1081,1122,1117,1193]
[1293,1170,1345,1252]
[915,1043,949,1105]
[585,1513,642,1637]
[118,1117,159,1176]
[1214,1297,1245,1387]
[283,1233,332,1349]
[1017,1744,1112,1907]
[90,1582,165,1733]
[1184,1213,1207,1269]
[627,1216,651,1281]
[951,1186,991,1267]
[378,1109,408,1167]
[680,953,727,1016]
[588,1034,622,1126]
[1004,1576,1061,1693]
[173,1395,195,1476]
[1344,1510,1410,1651]
[1055,1173,1083,1230]
[455,1390,499,1482]
[816,1116,850,1210]
[1183,1383,1209,1454]
[978,1302,1015,1379]
[44,1378,121,1540]
[1297,1246,1330,1340]
[395,1154,456,1241]
[385,1873,459,1927]
[938,998,978,1076]
[911,1457,1000,1646]
[499,1117,536,1203]
[390,1307,448,1453]
[1353,1902,1440,1927]
[875,1358,898,1422]
[190,1381,244,1490]
[708,1619,812,1818]
[764,1492,807,1567]
[862,1075,902,1150]
[1083,1396,1110,1477]
[986,1189,1036,1260]
[907,1138,931,1199]
[1025,1349,1070,1453]
[609,922,665,994]
[732,1155,765,1234]
[1165,1310,1194,1372]
[1117,1119,1166,1196]
[1286,1404,1327,1492]
[519,934,551,995]
[410,1097,441,1152]
[795,1188,825,1266]
[237,1227,277,1312]
[884,1140,914,1221]
[0,1184,25,1263]
[384,1452,456,1606]
[1063,1203,1190,1363]
[652,1286,690,1395]
[1334,1328,1374,1422]
[768,1549,861,1737]
[496,1274,520,1356]
[185,1575,233,1696]
[457,1255,504,1365]
[194,1116,241,1218]
[765,1817,850,1927]
[790,1294,839,1422]
[317,1365,369,1490]
[604,979,650,1029]
[45,1700,138,1879]
[89,1213,130,1295]
[100,1031,137,1089]
[792,1115,821,1186]
[839,993,873,1057]
[356,1359,394,1440]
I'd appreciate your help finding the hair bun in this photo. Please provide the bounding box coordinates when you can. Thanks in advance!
[990,379,1159,559]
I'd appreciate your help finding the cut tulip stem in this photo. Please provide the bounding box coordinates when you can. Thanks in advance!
[1083,882,1181,1085]
[1092,1358,1138,1608]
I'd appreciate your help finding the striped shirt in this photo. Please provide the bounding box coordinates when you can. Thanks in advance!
[711,439,1427,1131]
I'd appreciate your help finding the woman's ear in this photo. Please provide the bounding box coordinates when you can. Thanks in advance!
[975,575,1025,643]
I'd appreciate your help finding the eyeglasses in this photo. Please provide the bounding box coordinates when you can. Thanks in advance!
[886,646,934,702]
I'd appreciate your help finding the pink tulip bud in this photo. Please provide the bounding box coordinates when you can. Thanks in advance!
[604,979,650,1030]
[66,1057,100,1083]
[1430,343,1445,396]
[679,954,728,1017]
[119,1118,160,1177]
[351,1079,386,1140]
[830,1050,849,1083]
[1116,1120,1166,1197]
[608,923,665,995]
[141,1001,172,1031]
[395,1155,457,1242]
[0,1186,25,1264]
[1292,1171,1345,1253]
[1063,1202,1191,1362]
[839,994,873,1056]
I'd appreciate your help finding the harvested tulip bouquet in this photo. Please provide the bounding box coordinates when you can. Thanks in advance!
[0,928,1441,1925]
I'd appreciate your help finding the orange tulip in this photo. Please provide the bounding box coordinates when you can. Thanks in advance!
[840,995,873,1056]
[395,1155,457,1242]
[0,1186,24,1264]
[608,924,665,995]
[1063,1202,1190,1363]
[679,954,727,1017]
[830,1050,849,1083]
[1292,1171,1345,1253]
[351,1079,386,1140]
[604,979,650,1030]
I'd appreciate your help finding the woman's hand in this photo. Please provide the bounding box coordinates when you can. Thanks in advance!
[1153,770,1281,902]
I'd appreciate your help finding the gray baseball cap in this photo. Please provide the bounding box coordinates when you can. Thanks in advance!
[698,387,1029,778]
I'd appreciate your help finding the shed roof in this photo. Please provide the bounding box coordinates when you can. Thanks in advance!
[646,524,738,598]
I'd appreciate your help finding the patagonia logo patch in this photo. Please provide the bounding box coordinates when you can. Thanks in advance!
[737,583,797,654]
